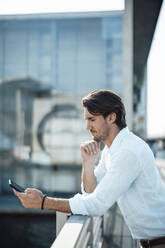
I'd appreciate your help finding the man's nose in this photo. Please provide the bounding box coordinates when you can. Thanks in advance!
[86,121,91,130]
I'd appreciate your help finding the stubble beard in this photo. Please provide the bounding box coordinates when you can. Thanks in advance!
[93,136,101,143]
[92,124,110,143]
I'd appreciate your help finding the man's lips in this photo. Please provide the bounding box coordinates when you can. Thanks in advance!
[90,130,96,134]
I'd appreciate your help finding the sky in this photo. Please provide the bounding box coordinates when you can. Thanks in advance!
[0,0,124,14]
[147,0,165,138]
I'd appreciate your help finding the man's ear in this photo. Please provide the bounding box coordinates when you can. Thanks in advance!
[106,113,116,124]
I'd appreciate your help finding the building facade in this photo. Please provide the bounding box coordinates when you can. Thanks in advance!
[0,12,123,94]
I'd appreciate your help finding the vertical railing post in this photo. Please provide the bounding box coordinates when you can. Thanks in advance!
[87,216,93,247]
[103,212,109,238]
[56,211,69,236]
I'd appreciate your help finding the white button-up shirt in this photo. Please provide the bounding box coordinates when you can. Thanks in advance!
[69,127,165,239]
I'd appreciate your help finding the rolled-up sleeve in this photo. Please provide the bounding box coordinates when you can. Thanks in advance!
[69,149,141,216]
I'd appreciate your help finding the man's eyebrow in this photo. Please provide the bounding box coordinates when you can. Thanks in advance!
[86,116,95,120]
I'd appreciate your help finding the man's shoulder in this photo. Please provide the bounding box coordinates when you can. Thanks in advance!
[122,132,152,160]
[124,131,149,150]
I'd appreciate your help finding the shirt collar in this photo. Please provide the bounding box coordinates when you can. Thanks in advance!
[108,126,129,154]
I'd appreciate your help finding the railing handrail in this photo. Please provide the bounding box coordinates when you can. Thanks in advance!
[51,212,105,248]
[51,214,91,248]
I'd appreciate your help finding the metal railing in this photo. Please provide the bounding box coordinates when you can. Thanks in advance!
[51,211,108,248]
[51,204,135,248]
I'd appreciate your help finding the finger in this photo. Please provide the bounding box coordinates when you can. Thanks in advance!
[18,193,27,199]
[13,189,18,196]
[81,141,97,155]
[81,143,90,154]
[88,143,96,154]
[13,189,22,196]
[84,145,91,154]
[13,189,26,199]
[92,140,100,151]
[89,141,100,154]
[92,141,99,152]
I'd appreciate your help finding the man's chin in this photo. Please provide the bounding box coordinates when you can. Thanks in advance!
[90,132,100,142]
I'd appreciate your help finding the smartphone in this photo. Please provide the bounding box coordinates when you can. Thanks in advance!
[9,179,25,193]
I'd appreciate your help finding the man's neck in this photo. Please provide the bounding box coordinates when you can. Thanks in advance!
[105,125,121,148]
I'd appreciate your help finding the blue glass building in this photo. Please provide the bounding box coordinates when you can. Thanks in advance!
[0,11,123,94]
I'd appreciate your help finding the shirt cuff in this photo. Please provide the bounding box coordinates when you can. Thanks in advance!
[69,193,88,215]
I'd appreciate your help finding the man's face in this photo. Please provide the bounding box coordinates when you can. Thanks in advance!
[84,108,110,142]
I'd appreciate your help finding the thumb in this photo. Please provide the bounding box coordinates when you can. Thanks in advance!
[25,188,34,194]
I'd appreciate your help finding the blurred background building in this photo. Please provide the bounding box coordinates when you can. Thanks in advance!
[0,11,123,193]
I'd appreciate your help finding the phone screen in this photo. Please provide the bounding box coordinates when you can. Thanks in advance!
[9,179,25,193]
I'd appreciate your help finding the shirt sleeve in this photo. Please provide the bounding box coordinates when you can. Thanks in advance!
[69,149,141,216]
[81,147,107,195]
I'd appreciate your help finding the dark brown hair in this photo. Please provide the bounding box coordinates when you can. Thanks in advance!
[82,89,127,129]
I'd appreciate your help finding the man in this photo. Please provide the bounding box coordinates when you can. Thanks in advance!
[14,89,165,248]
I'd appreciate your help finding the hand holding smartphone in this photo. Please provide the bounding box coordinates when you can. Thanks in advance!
[9,179,25,193]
